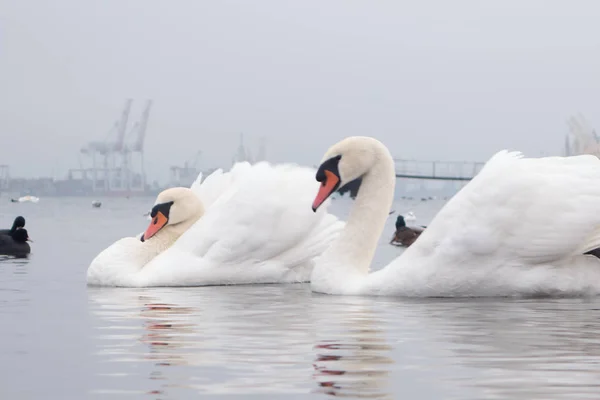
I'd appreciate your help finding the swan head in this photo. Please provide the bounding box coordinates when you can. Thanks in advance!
[312,136,387,211]
[141,187,204,241]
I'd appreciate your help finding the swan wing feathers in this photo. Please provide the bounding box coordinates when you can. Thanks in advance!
[189,161,253,209]
[150,161,344,270]
[413,150,600,265]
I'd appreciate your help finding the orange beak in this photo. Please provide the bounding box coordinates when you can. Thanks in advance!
[312,170,340,211]
[143,211,168,241]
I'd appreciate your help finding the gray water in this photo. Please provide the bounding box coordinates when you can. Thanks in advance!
[2,196,600,399]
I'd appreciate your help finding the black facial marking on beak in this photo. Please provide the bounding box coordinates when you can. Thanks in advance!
[150,201,174,220]
[316,155,342,185]
[140,201,174,242]
[313,155,342,212]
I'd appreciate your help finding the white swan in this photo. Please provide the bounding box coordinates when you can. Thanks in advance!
[310,136,600,297]
[87,161,344,287]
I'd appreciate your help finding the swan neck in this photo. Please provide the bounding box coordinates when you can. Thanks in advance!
[344,160,395,271]
[314,149,395,290]
[145,212,202,258]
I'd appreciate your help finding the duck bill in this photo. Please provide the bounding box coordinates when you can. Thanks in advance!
[143,211,168,241]
[312,170,340,212]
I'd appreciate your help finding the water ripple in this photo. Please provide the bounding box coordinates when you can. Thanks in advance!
[6,197,600,399]
[87,286,399,398]
[86,285,600,399]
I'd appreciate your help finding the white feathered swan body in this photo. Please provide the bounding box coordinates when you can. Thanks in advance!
[310,136,600,297]
[86,161,344,287]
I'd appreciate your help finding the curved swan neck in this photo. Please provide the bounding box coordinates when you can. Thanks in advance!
[313,143,396,291]
[144,212,202,258]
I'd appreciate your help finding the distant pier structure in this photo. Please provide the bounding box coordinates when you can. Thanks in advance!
[394,158,484,181]
[393,158,484,197]
[338,158,484,198]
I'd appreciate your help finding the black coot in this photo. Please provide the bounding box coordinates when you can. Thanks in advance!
[0,216,25,235]
[0,228,31,257]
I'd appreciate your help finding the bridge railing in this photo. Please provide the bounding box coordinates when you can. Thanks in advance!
[393,159,485,181]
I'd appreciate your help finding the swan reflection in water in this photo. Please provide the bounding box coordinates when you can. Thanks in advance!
[410,298,600,399]
[90,290,198,397]
[311,301,394,399]
[87,286,397,398]
[89,285,600,399]
[139,301,196,369]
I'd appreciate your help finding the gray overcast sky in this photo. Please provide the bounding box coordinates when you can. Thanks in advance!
[1,0,599,183]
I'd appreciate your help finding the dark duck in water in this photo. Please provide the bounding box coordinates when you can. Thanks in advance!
[0,227,31,257]
[0,216,25,236]
[390,215,426,247]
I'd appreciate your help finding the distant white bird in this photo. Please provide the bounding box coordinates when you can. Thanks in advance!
[404,211,416,223]
[17,195,39,203]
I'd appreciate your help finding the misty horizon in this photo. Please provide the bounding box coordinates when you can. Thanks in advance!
[2,0,600,184]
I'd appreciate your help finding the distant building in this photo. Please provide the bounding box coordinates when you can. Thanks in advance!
[0,165,9,192]
[231,133,267,165]
[8,177,56,196]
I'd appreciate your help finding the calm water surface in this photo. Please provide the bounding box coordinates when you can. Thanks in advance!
[1,196,600,399]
